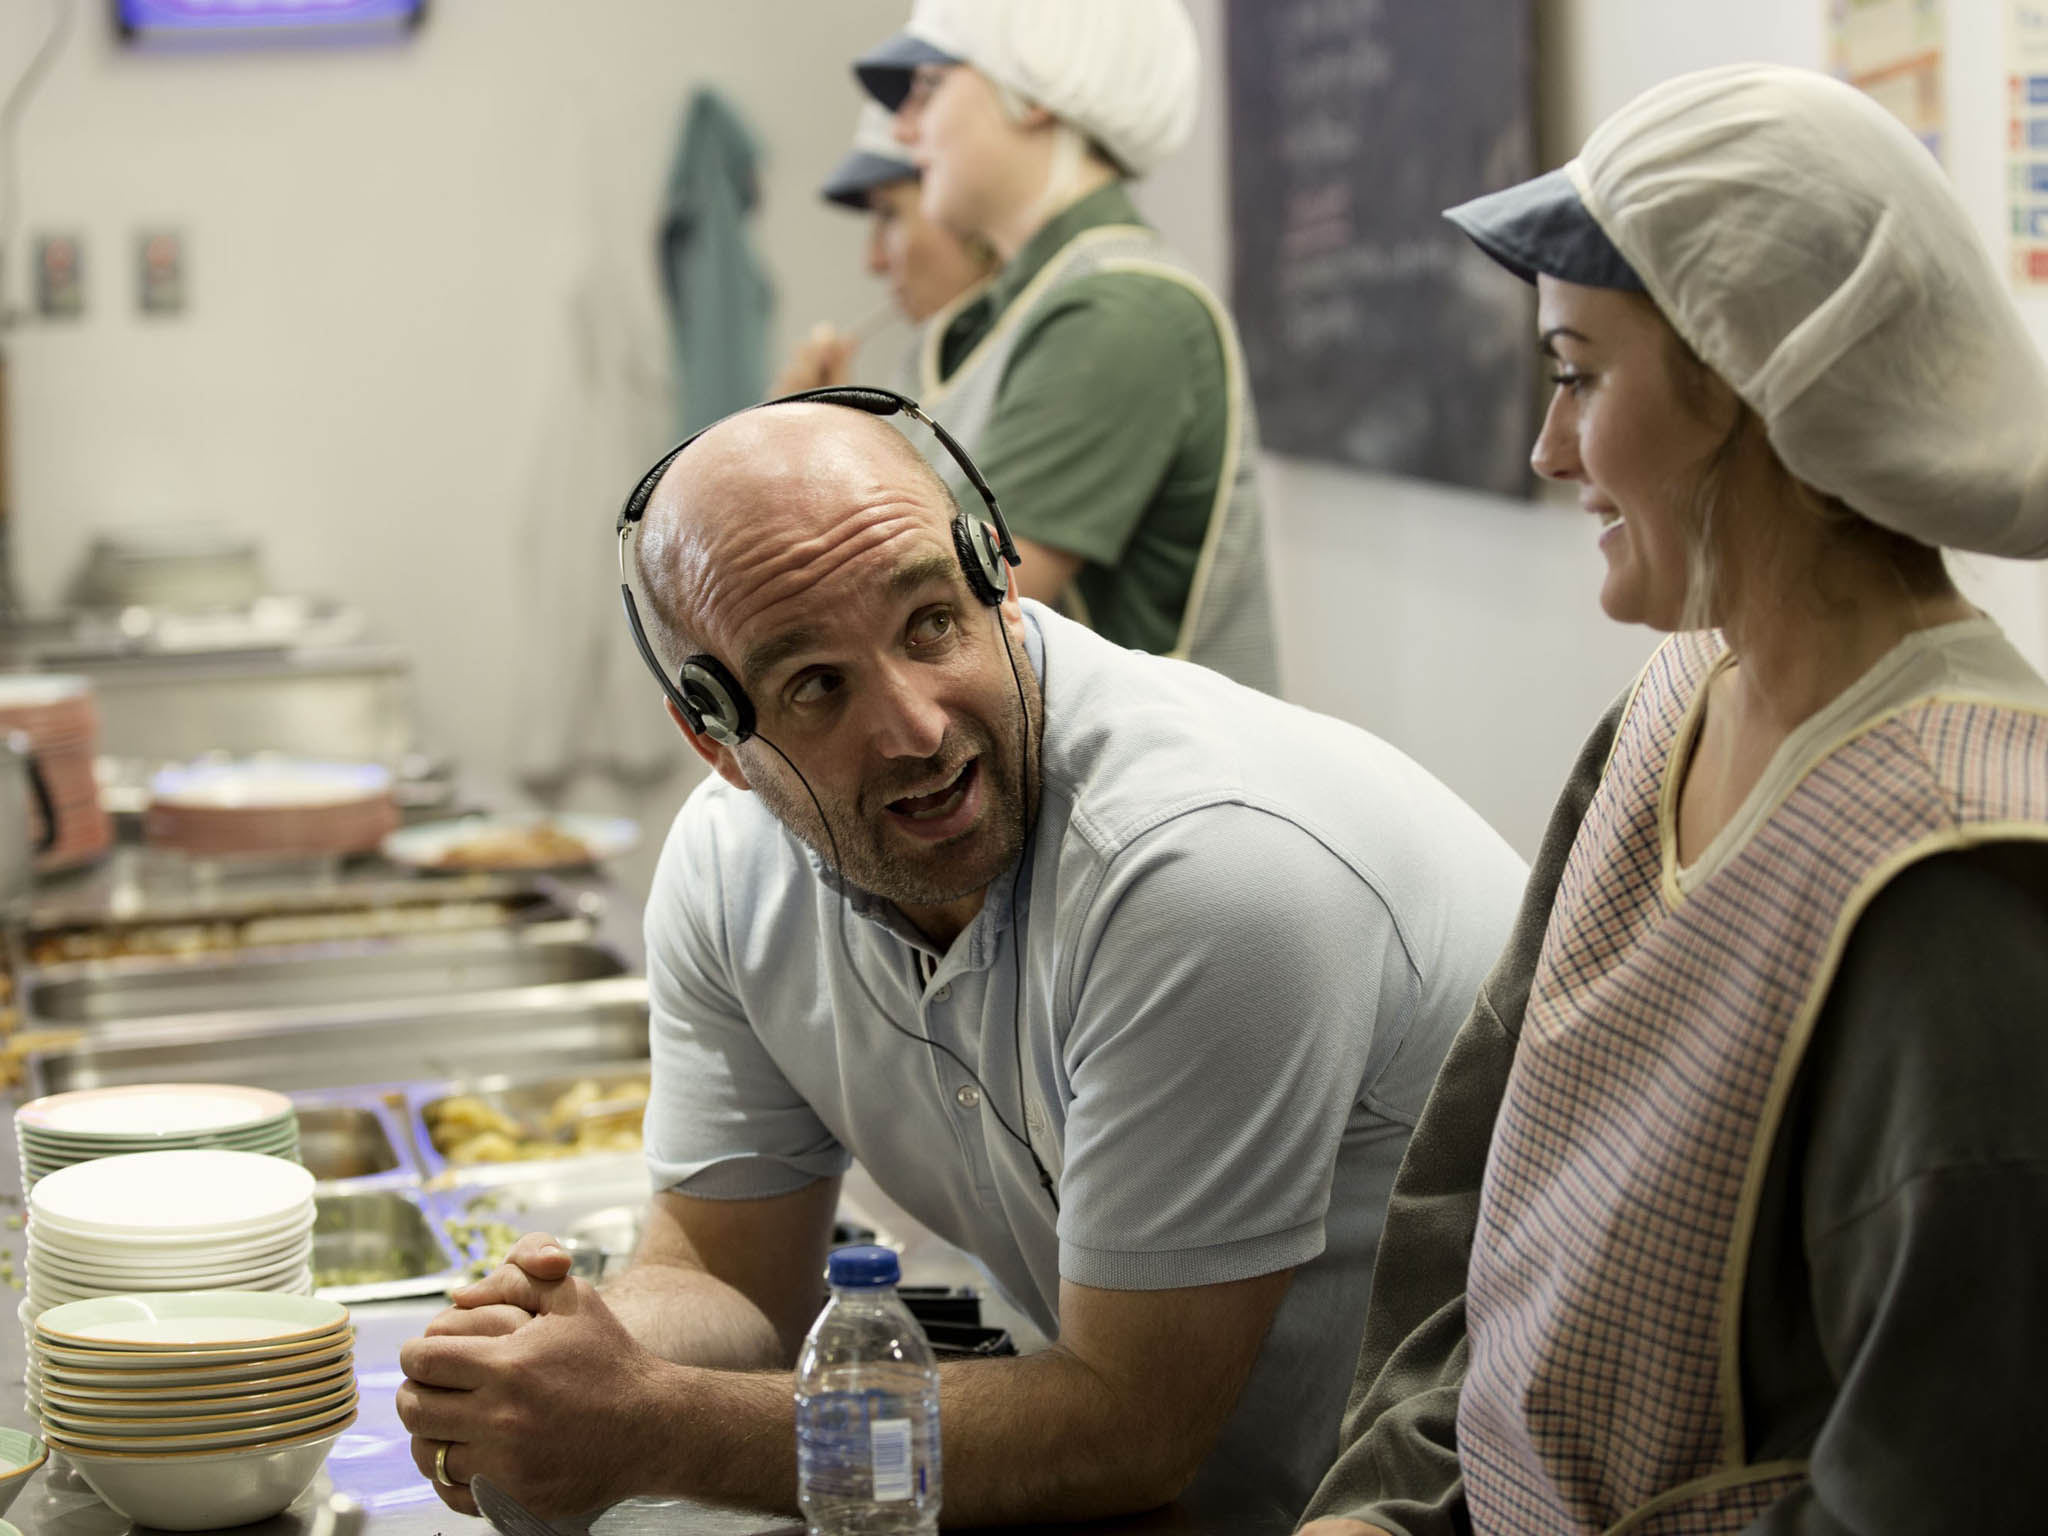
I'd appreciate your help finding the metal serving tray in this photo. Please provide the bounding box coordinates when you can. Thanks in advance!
[294,1092,418,1188]
[407,1061,653,1182]
[24,976,650,1096]
[25,884,591,970]
[24,939,628,1026]
[312,1187,468,1304]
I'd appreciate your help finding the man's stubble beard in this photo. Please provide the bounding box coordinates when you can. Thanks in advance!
[750,634,1043,910]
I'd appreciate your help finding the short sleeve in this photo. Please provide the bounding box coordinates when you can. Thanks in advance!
[640,794,851,1200]
[975,274,1215,566]
[1053,804,1414,1290]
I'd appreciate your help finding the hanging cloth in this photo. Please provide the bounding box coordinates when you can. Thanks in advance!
[658,88,774,436]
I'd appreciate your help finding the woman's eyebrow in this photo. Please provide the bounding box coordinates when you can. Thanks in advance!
[1539,326,1591,359]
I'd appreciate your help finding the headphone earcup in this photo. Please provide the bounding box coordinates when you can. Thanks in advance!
[954,513,1009,607]
[678,654,756,746]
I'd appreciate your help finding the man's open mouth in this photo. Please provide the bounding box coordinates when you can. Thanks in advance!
[887,759,977,822]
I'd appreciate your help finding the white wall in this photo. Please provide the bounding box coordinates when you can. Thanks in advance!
[0,0,907,863]
[4,1,2045,866]
[1138,0,2048,857]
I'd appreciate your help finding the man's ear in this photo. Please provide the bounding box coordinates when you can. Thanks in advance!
[664,698,750,792]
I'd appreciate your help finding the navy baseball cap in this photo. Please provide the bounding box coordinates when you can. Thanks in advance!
[820,147,916,210]
[854,31,961,112]
[1443,167,1645,292]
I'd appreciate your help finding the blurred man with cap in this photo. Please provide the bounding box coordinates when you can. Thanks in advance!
[854,0,1281,693]
[773,101,997,396]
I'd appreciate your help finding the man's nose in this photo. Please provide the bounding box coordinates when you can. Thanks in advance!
[869,663,948,760]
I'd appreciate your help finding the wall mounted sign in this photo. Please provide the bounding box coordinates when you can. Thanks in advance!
[1225,0,1537,497]
[2011,0,2048,286]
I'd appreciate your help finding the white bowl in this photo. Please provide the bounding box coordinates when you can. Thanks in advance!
[28,1264,311,1312]
[63,1419,350,1531]
[18,1084,294,1140]
[0,1428,46,1518]
[36,1330,352,1382]
[37,1291,345,1351]
[40,1378,356,1438]
[30,1151,315,1237]
[40,1364,355,1418]
[27,1248,315,1300]
[31,1222,311,1271]
[44,1393,357,1453]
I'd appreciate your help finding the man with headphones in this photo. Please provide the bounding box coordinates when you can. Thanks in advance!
[396,392,1526,1526]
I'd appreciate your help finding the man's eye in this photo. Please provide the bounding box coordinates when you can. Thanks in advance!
[789,672,842,707]
[909,610,954,647]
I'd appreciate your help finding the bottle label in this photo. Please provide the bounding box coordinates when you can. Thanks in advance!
[869,1417,912,1501]
[796,1391,928,1504]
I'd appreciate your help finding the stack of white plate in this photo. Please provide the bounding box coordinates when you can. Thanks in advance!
[25,1151,317,1319]
[17,1084,301,1188]
[32,1292,355,1531]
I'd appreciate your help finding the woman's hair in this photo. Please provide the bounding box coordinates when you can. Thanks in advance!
[1653,308,1951,632]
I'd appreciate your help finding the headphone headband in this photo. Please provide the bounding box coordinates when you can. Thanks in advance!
[615,387,1020,745]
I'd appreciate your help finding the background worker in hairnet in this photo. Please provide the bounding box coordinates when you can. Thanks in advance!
[854,0,1281,693]
[772,100,997,396]
[1298,62,2048,1536]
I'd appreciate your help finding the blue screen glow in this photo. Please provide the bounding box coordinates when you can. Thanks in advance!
[117,0,425,35]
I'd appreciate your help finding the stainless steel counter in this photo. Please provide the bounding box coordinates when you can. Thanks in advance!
[0,868,1299,1534]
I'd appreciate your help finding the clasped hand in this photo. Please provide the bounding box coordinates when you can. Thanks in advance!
[396,1232,669,1520]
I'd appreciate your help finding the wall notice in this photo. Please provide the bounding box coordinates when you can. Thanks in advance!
[1225,0,1536,497]
[2011,1,2048,286]
[1829,0,1946,159]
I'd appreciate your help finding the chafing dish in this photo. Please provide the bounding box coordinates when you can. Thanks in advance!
[26,882,592,968]
[24,937,627,1026]
[312,1187,467,1304]
[293,1092,417,1188]
[23,975,649,1096]
[408,1061,652,1182]
[435,1154,654,1280]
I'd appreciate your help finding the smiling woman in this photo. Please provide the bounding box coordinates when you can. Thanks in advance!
[1302,61,2048,1536]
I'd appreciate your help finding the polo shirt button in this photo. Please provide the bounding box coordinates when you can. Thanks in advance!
[933,983,952,1002]
[955,1084,982,1110]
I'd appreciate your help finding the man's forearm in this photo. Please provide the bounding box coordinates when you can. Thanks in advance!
[600,1261,788,1372]
[633,1347,1212,1523]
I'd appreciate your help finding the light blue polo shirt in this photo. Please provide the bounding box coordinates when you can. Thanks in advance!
[642,602,1526,1513]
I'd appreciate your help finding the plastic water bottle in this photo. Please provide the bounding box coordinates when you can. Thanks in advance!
[795,1245,942,1536]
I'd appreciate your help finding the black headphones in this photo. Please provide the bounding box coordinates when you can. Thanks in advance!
[613,384,1059,1212]
[615,385,1021,746]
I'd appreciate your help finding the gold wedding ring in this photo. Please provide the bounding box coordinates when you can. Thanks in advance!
[434,1441,467,1489]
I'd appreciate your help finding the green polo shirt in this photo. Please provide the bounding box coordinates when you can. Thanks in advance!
[935,184,1232,658]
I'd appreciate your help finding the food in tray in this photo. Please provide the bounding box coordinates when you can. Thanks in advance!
[427,821,595,872]
[425,1078,651,1166]
[27,897,517,966]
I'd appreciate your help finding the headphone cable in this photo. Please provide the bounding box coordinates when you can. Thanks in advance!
[755,605,1056,1212]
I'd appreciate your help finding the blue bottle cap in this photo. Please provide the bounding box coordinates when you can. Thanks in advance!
[826,1244,901,1288]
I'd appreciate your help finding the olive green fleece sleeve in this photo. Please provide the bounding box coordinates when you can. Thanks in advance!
[1297,696,1625,1535]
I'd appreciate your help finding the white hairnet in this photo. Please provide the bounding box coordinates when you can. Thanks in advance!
[858,0,1199,177]
[1569,62,2048,558]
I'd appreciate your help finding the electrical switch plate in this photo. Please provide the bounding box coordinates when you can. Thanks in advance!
[34,233,85,319]
[137,228,185,315]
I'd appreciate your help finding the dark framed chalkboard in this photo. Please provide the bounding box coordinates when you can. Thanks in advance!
[1227,0,1537,496]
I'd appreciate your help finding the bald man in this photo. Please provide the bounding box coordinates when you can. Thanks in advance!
[397,403,1527,1526]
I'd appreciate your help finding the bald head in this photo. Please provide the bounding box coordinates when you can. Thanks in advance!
[632,403,964,671]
